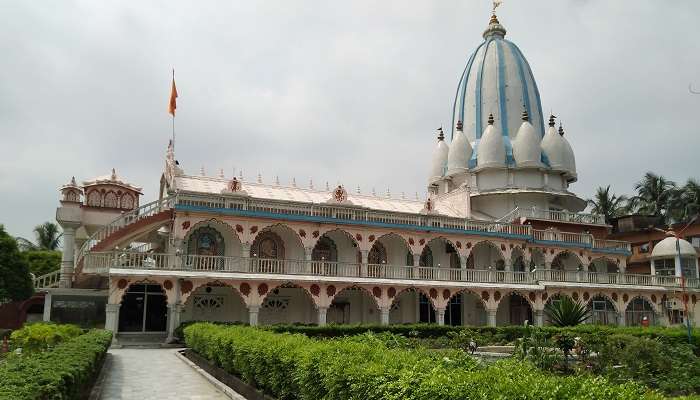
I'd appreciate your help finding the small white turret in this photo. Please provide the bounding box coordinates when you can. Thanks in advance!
[446,120,472,176]
[541,115,566,170]
[476,114,506,168]
[512,110,542,168]
[429,127,449,183]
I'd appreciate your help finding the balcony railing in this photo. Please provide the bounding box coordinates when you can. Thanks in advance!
[84,252,697,290]
[175,193,627,253]
[503,206,606,225]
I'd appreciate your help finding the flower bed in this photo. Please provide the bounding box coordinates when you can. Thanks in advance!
[0,329,112,399]
[184,322,662,400]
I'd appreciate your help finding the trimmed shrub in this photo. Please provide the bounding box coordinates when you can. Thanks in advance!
[184,323,662,400]
[0,329,112,399]
[10,322,83,353]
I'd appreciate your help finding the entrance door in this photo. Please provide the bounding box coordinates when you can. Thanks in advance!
[119,284,168,332]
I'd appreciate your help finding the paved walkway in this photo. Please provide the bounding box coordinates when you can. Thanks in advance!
[96,348,229,400]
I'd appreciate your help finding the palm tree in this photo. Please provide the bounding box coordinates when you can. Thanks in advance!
[587,185,628,225]
[16,222,62,251]
[545,296,591,327]
[680,179,700,222]
[628,172,677,222]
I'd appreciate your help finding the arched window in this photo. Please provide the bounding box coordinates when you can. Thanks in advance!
[312,236,337,262]
[251,231,285,259]
[121,193,134,209]
[419,246,433,267]
[368,242,387,264]
[104,191,118,208]
[87,190,101,207]
[187,227,225,256]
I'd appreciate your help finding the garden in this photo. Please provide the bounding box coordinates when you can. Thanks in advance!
[0,323,112,400]
[182,320,700,399]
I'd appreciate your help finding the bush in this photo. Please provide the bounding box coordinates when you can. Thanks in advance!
[22,251,61,277]
[10,322,83,353]
[0,329,112,399]
[184,323,661,400]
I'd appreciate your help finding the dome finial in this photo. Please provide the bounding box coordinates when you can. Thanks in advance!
[558,122,565,136]
[521,107,529,122]
[548,114,556,127]
[487,113,495,125]
[483,0,506,38]
[456,120,463,131]
[437,127,445,141]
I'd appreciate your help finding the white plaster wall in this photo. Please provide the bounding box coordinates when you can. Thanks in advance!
[259,287,316,325]
[379,235,411,266]
[182,286,247,323]
[461,293,487,326]
[325,230,359,263]
[476,169,507,191]
[390,291,419,324]
[328,290,379,324]
[513,170,543,189]
[273,228,305,260]
[472,243,503,269]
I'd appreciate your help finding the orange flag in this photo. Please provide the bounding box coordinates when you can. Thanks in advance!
[168,75,178,116]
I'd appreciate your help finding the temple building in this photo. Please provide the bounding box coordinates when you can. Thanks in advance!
[36,11,699,342]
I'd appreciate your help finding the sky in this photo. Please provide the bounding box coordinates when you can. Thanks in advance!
[1,1,699,242]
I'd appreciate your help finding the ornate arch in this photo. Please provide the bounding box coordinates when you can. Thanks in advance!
[587,292,620,313]
[390,286,437,310]
[260,282,319,309]
[625,294,660,314]
[119,279,168,303]
[551,250,584,271]
[376,232,413,254]
[589,256,619,273]
[183,219,242,253]
[183,280,247,307]
[466,240,505,270]
[329,285,381,311]
[423,237,461,269]
[251,224,303,258]
[446,288,488,309]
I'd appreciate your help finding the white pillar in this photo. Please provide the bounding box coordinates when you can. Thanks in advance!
[42,292,52,322]
[361,250,369,277]
[304,247,313,261]
[59,226,77,288]
[318,307,328,326]
[166,304,183,343]
[617,312,626,327]
[248,305,260,326]
[105,303,121,343]
[534,309,544,327]
[380,307,390,325]
[436,307,446,326]
[487,309,497,327]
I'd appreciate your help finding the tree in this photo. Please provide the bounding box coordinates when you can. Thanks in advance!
[680,179,700,222]
[587,185,627,225]
[544,296,591,327]
[628,172,677,222]
[16,222,62,251]
[22,250,62,276]
[0,225,34,303]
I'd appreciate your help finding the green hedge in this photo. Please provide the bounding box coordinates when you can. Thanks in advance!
[184,322,662,400]
[0,329,112,400]
[265,323,700,346]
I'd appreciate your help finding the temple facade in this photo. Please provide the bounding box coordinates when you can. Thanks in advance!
[42,12,699,342]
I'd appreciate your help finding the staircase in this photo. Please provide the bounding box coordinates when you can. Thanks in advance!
[74,195,176,274]
[33,270,61,290]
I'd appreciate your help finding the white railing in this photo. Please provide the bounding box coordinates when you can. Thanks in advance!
[75,195,176,267]
[511,206,606,225]
[532,229,594,246]
[33,270,61,289]
[593,239,632,252]
[83,252,698,289]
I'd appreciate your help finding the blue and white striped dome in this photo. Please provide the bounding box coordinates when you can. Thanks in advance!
[451,14,545,168]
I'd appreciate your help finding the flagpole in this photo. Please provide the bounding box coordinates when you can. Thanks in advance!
[172,68,176,152]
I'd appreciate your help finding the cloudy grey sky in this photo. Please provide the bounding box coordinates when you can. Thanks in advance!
[1,1,699,241]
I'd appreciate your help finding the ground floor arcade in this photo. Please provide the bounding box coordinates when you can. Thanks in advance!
[96,274,699,342]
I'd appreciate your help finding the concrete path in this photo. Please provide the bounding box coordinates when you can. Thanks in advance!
[96,348,229,400]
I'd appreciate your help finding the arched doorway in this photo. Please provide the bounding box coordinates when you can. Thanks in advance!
[328,287,380,324]
[119,283,168,332]
[445,290,486,326]
[588,295,617,325]
[497,293,533,326]
[626,297,656,326]
[389,288,436,324]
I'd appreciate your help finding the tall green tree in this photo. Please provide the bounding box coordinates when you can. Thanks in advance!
[680,179,700,221]
[0,225,34,302]
[16,222,62,251]
[629,172,677,222]
[587,185,628,225]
